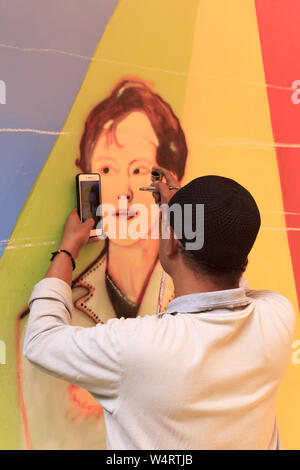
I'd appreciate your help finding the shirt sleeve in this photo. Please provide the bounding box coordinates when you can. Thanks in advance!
[22,277,122,414]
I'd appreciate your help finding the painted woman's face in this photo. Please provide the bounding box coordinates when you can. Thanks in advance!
[90,111,159,245]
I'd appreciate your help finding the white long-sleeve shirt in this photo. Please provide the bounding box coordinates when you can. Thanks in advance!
[23,277,295,450]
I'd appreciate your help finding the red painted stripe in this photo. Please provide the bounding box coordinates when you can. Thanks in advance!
[255,0,300,309]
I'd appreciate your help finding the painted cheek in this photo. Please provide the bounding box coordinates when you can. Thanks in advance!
[101,178,118,205]
[129,174,149,194]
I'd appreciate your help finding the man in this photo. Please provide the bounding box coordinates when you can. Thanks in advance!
[23,168,295,450]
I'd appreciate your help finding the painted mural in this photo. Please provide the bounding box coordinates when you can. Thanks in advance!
[17,78,186,449]
[1,0,300,450]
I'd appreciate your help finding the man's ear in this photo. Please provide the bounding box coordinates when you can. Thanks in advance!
[165,226,181,257]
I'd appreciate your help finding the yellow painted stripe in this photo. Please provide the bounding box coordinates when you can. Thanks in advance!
[181,0,300,449]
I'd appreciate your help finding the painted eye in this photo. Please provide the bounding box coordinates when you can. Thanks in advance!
[96,159,119,176]
[99,166,112,175]
[131,166,150,176]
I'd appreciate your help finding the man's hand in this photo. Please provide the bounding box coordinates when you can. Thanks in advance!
[151,166,181,205]
[59,208,96,259]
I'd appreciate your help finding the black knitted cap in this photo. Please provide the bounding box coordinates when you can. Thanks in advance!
[168,175,261,269]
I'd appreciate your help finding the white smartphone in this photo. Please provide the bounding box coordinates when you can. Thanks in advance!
[76,173,102,238]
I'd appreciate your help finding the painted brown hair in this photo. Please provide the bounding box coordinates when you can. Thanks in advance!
[76,79,188,180]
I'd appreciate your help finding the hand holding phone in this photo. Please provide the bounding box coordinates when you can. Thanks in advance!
[76,173,103,238]
[59,208,95,259]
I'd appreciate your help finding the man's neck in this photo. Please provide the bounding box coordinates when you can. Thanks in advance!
[172,270,239,299]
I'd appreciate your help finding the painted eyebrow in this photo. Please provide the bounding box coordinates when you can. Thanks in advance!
[94,157,154,166]
[129,158,154,165]
[94,156,119,164]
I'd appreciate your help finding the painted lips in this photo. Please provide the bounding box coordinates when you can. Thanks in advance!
[114,210,137,219]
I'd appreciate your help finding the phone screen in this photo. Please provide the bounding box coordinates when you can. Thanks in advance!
[80,179,101,227]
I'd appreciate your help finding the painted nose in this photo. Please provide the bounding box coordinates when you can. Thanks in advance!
[117,189,133,203]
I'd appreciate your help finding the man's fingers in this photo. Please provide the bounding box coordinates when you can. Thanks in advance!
[87,236,102,243]
[152,193,159,204]
[69,207,81,222]
[83,217,95,229]
[151,190,161,204]
[153,181,173,203]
